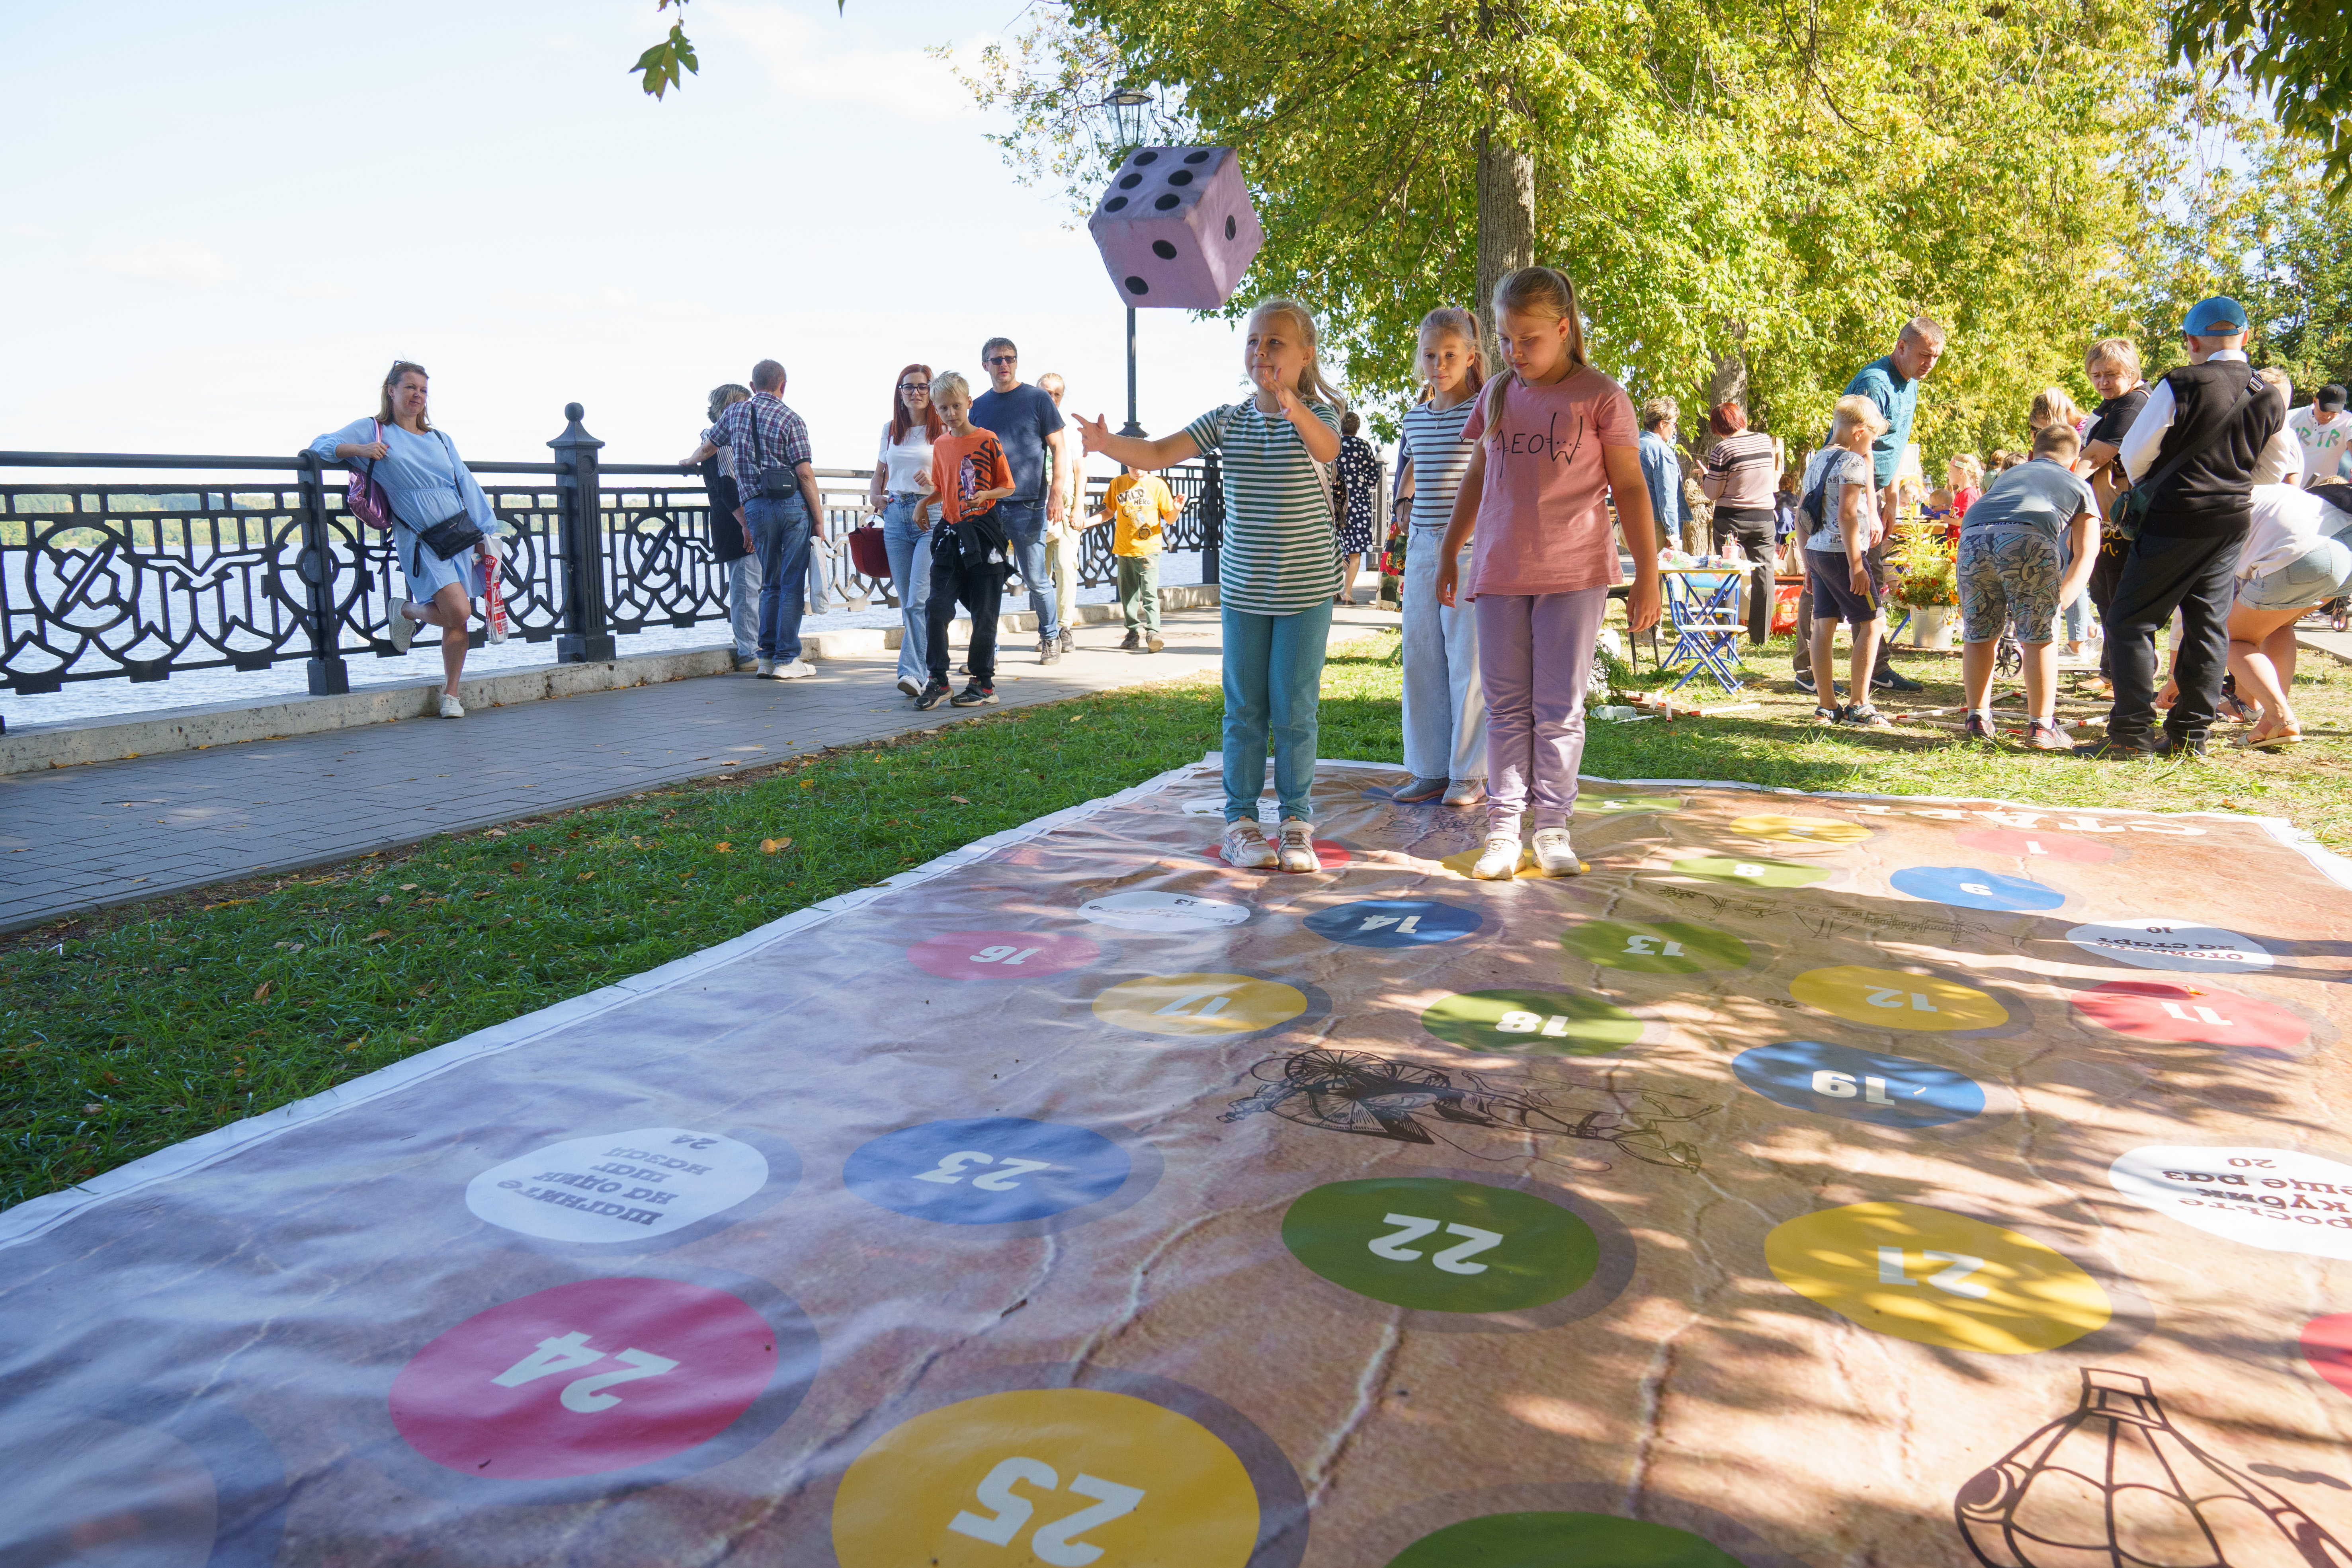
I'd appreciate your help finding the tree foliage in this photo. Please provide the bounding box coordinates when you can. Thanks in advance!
[2166,0,2352,191]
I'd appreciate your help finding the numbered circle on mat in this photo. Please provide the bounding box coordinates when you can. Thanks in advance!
[389,1278,779,1479]
[1560,919,1750,974]
[843,1118,1131,1225]
[1077,891,1250,931]
[1420,989,1643,1056]
[1764,1201,2111,1353]
[1092,973,1309,1037]
[465,1127,772,1244]
[1303,898,1483,949]
[1387,1512,1747,1568]
[908,930,1102,982]
[1206,836,1351,869]
[1790,966,2009,1031]
[2067,919,2275,973]
[1282,1177,1598,1313]
[834,1388,1261,1568]
[1732,1041,1986,1128]
[1890,866,2066,913]
[1572,794,1682,816]
[2108,1146,2352,1260]
[2302,1314,2352,1402]
[1955,827,2118,863]
[1662,855,1827,888]
[1726,812,1871,846]
[2070,980,2308,1051]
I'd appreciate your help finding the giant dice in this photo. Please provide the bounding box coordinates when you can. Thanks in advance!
[1086,145,1264,310]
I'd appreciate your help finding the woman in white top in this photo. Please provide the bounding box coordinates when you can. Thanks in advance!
[869,363,942,697]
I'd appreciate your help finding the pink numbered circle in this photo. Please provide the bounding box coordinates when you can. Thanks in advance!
[1953,828,2119,864]
[2071,979,2308,1051]
[908,930,1101,982]
[390,1278,777,1480]
[2304,1314,2352,1402]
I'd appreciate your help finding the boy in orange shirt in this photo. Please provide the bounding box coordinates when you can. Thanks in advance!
[1091,466,1180,652]
[916,372,1016,709]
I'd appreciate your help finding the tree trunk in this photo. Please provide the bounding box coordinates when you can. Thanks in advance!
[1475,120,1535,358]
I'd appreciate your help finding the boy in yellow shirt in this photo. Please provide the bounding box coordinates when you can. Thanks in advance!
[1092,466,1180,653]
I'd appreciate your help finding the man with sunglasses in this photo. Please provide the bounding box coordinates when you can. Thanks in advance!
[971,338,1071,664]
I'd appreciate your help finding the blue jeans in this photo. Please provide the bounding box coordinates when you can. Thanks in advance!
[1222,601,1332,823]
[727,551,763,660]
[999,498,1061,642]
[881,495,935,684]
[747,494,812,662]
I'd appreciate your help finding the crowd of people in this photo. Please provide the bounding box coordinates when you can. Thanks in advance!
[310,279,2345,876]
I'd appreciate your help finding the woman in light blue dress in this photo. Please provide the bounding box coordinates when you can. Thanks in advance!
[310,361,502,716]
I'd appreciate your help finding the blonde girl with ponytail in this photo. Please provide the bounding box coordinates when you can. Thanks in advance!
[1076,297,1347,873]
[1433,266,1664,879]
[1391,306,1492,806]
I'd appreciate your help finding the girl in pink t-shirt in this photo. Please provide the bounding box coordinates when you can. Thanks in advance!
[1435,266,1664,879]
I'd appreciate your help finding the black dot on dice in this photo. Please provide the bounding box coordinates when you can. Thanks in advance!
[1151,240,1178,260]
[1135,149,1160,165]
[1168,170,1194,187]
[1105,196,1129,212]
[1154,193,1180,210]
[1118,172,1143,190]
[1125,276,1149,296]
[1226,215,1237,240]
[1184,150,1210,164]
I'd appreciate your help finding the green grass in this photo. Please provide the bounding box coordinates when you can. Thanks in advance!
[6,625,2347,1211]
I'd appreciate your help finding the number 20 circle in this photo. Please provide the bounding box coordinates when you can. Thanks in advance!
[908,930,1101,982]
[1282,1177,1599,1313]
[843,1118,1132,1225]
[832,1388,1261,1568]
[1789,966,2008,1031]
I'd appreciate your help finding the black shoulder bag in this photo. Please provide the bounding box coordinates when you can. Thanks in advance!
[2106,373,2268,542]
[414,431,486,560]
[745,402,801,501]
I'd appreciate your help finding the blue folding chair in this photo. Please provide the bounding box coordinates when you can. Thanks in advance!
[1659,571,1746,694]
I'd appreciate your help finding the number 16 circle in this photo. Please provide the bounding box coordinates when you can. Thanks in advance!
[909,931,1101,982]
[833,1388,1261,1568]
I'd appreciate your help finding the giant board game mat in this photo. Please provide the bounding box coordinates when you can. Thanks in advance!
[6,756,2352,1568]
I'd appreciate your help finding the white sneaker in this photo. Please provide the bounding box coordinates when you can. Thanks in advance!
[438,693,465,719]
[772,660,816,680]
[756,659,775,678]
[1531,827,1583,876]
[897,675,923,699]
[1221,820,1278,869]
[1276,819,1319,873]
[1469,835,1522,880]
[389,603,416,654]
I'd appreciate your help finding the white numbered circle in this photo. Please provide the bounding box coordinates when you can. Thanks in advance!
[2067,919,2274,972]
[1078,890,1251,931]
[2109,1146,2352,1259]
[467,1127,770,1243]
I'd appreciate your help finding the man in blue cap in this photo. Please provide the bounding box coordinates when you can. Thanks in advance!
[2089,296,2297,757]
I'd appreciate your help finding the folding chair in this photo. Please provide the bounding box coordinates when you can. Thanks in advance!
[1659,571,1746,694]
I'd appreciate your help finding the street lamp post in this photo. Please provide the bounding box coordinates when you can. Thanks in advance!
[1104,88,1153,437]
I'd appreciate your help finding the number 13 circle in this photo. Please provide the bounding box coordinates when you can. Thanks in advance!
[833,1388,1260,1567]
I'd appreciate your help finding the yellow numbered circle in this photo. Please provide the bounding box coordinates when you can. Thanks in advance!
[1765,1201,2111,1354]
[833,1388,1260,1568]
[1092,973,1308,1037]
[1727,813,1872,846]
[1790,965,2008,1032]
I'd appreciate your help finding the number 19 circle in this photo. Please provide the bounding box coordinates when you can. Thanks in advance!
[843,1118,1131,1225]
[833,1388,1261,1568]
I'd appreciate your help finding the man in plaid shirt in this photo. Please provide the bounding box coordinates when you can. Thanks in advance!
[696,359,826,678]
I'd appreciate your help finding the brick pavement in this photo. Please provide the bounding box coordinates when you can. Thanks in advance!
[0,607,1393,933]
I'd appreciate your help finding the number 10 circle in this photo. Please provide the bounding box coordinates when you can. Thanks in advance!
[833,1388,1261,1567]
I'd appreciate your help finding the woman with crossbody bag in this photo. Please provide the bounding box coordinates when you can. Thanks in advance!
[311,361,502,717]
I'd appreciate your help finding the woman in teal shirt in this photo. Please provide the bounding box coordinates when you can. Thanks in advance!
[311,361,502,717]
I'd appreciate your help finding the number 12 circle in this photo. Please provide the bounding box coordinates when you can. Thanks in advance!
[1790,966,2009,1031]
[843,1118,1132,1225]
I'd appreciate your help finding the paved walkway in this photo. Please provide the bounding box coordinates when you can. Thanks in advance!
[0,607,1395,933]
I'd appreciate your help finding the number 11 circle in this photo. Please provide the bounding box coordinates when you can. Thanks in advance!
[833,1388,1261,1568]
[1790,966,2009,1031]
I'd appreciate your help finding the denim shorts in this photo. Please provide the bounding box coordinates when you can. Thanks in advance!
[1805,547,1881,626]
[2240,537,2352,609]
[1957,527,2061,643]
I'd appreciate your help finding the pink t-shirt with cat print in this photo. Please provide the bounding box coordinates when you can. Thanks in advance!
[1461,366,1639,596]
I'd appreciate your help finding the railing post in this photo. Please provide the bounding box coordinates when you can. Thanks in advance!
[549,402,615,663]
[1199,450,1223,589]
[295,452,350,695]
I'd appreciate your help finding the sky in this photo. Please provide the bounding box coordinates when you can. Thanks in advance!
[0,0,1260,472]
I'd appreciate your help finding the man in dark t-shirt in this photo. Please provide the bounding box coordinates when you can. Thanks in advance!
[970,337,1071,663]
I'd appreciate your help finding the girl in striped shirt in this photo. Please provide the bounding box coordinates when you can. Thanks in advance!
[1392,307,1491,806]
[1076,297,1346,873]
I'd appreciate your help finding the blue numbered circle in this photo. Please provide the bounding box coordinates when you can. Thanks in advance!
[1303,898,1485,949]
[842,1117,1131,1224]
[1890,865,2065,913]
[1732,1041,1987,1129]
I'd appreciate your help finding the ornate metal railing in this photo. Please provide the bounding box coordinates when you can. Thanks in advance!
[0,404,1223,725]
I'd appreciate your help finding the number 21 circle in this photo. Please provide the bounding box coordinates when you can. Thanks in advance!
[833,1388,1260,1568]
[909,930,1100,982]
[843,1118,1131,1224]
[388,1278,777,1478]
[1790,966,2008,1031]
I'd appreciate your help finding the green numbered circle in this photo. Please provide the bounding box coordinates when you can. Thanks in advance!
[1281,1177,1598,1313]
[1420,989,1643,1056]
[1665,855,1827,889]
[1573,794,1681,816]
[1387,1512,1747,1568]
[1561,919,1751,974]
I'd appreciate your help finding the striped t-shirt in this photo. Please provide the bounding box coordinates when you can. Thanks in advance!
[1701,430,1779,510]
[1398,397,1480,531]
[1184,398,1343,615]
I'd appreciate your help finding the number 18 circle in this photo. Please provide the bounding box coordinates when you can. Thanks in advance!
[843,1117,1132,1225]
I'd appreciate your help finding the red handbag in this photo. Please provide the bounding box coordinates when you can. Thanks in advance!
[346,418,397,530]
[847,520,891,578]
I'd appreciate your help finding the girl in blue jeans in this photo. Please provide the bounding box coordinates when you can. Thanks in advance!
[1076,297,1346,873]
[869,362,941,698]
